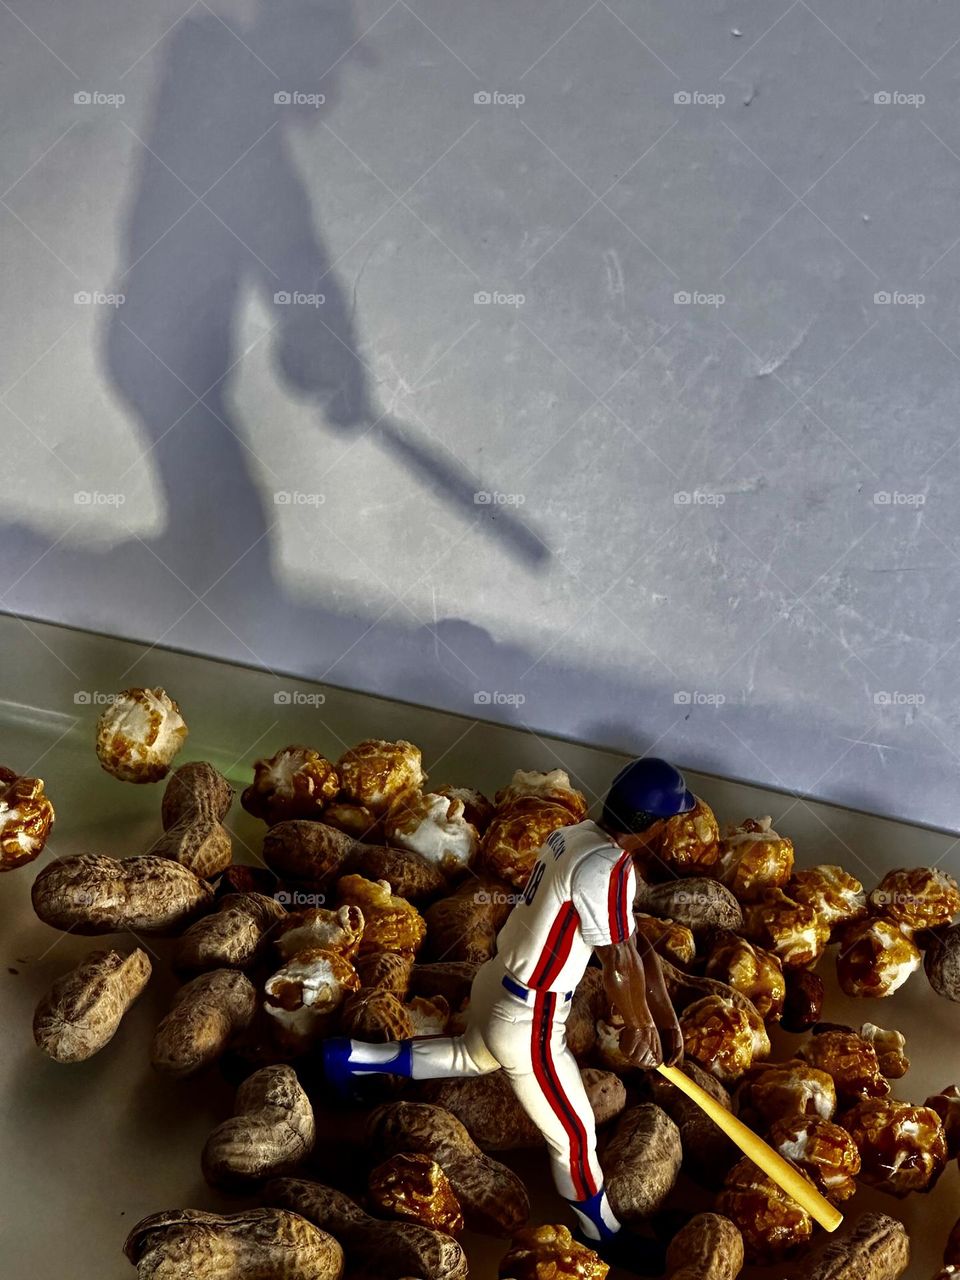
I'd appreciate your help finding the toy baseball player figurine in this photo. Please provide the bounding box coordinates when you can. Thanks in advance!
[323,757,695,1261]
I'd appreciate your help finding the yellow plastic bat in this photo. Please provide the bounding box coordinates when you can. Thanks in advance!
[657,1063,843,1233]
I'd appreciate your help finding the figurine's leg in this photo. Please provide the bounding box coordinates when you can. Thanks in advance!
[410,1023,500,1077]
[322,960,505,1088]
[321,1024,499,1087]
[485,989,620,1241]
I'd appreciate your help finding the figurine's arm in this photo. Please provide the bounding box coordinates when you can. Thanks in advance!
[635,936,684,1066]
[575,847,682,1068]
[596,932,684,1069]
[595,934,664,1069]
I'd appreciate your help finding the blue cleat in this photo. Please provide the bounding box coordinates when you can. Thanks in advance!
[320,1037,414,1099]
[319,1037,360,1097]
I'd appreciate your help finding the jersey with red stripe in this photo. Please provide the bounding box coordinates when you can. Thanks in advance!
[495,819,637,993]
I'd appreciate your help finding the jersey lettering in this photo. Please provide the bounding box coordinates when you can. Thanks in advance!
[522,859,546,904]
[496,820,637,993]
[546,830,566,860]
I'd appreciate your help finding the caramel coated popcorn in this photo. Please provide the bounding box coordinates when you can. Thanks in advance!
[336,875,426,956]
[925,1085,960,1159]
[742,888,830,969]
[494,769,588,821]
[241,746,340,824]
[859,1023,909,1079]
[703,932,785,1021]
[869,866,960,932]
[337,739,424,814]
[479,800,577,889]
[275,905,365,962]
[635,796,720,876]
[835,917,921,998]
[263,948,360,1049]
[434,785,494,833]
[384,790,479,875]
[717,817,794,901]
[0,766,54,870]
[368,1152,464,1234]
[767,1116,860,1202]
[799,1029,889,1101]
[781,969,825,1033]
[634,913,696,967]
[95,687,188,783]
[717,1157,814,1264]
[405,994,450,1036]
[787,865,867,936]
[679,994,770,1083]
[839,1097,947,1196]
[498,1224,608,1280]
[744,1061,837,1127]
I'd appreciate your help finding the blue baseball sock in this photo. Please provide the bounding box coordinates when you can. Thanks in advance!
[322,1037,414,1092]
[568,1186,621,1241]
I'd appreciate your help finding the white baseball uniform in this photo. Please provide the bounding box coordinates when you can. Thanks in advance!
[346,819,637,1215]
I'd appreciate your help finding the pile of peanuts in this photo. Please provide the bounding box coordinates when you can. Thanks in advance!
[7,683,960,1279]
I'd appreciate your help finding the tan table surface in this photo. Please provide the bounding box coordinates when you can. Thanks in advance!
[1,614,957,1279]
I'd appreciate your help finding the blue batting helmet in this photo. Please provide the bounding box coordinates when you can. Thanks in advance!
[602,757,695,833]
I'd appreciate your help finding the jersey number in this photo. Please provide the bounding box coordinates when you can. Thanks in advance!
[522,859,546,905]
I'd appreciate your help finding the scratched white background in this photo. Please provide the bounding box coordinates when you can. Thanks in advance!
[3,0,960,833]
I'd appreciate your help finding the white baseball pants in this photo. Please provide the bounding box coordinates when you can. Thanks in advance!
[348,956,612,1214]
